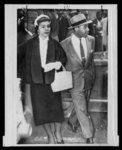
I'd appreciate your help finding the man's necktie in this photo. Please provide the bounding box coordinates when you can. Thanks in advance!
[79,38,86,67]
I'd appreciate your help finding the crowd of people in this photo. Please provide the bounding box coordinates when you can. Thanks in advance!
[28,9,108,52]
[17,8,108,144]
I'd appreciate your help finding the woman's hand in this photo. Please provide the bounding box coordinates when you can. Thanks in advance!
[44,62,62,72]
[54,61,62,70]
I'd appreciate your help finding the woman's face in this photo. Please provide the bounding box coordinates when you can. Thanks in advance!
[75,24,89,38]
[38,21,51,38]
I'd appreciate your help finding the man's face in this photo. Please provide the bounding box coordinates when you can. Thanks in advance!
[75,24,89,38]
[97,12,102,20]
[38,21,51,38]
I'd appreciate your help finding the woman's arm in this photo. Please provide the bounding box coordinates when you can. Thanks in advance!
[44,41,67,72]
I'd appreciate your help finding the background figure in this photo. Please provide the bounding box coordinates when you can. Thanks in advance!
[17,9,33,78]
[101,10,108,51]
[18,14,67,144]
[61,14,95,144]
[66,10,79,38]
[43,9,59,42]
[17,9,33,125]
[89,11,103,52]
[17,9,33,46]
[58,10,70,42]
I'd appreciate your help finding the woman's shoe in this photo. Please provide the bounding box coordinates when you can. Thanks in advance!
[86,138,93,144]
[54,131,64,144]
[47,135,56,144]
[57,139,64,144]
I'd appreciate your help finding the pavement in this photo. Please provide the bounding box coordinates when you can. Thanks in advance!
[18,112,107,145]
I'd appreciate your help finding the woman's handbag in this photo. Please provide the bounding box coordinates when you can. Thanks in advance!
[51,65,73,92]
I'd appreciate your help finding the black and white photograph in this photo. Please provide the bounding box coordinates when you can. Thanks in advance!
[4,4,118,146]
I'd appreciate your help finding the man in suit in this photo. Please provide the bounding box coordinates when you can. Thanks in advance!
[61,14,95,143]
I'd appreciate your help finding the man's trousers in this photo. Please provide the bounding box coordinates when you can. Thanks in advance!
[70,90,94,139]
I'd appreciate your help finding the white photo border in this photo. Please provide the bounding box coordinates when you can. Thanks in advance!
[4,4,118,146]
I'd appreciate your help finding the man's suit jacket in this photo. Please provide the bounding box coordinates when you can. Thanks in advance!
[18,35,67,84]
[61,35,95,92]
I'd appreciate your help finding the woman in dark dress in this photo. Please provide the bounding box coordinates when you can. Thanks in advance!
[19,14,67,144]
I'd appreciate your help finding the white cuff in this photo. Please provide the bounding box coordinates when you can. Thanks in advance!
[44,62,62,72]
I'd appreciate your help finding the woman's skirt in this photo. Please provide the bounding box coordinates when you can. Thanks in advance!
[30,83,65,126]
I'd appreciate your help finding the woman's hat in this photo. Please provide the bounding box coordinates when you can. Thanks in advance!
[34,14,51,27]
[68,13,92,29]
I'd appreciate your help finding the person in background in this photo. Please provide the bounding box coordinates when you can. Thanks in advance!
[18,14,67,144]
[17,9,33,124]
[17,9,33,46]
[69,9,78,18]
[101,10,108,51]
[58,9,70,42]
[84,10,95,41]
[61,14,95,144]
[89,11,103,52]
[43,9,59,42]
